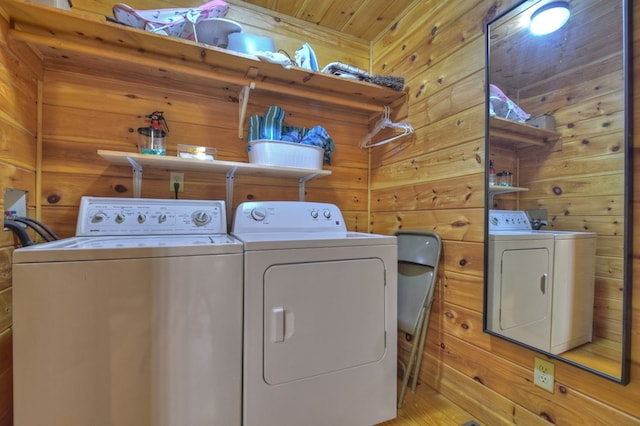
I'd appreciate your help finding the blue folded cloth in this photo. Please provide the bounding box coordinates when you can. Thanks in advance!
[246,106,334,164]
[301,125,335,164]
[281,125,309,143]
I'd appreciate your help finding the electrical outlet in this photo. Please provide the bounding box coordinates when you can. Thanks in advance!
[170,172,184,192]
[534,357,555,393]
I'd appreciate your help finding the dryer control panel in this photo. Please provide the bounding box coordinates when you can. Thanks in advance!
[488,210,533,231]
[232,201,347,234]
[76,197,227,236]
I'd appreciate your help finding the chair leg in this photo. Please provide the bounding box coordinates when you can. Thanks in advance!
[397,309,424,408]
[410,311,430,393]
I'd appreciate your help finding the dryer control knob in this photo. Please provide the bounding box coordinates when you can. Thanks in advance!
[137,214,146,224]
[323,209,332,219]
[192,211,211,226]
[115,213,125,224]
[310,210,319,219]
[158,213,167,224]
[250,208,267,221]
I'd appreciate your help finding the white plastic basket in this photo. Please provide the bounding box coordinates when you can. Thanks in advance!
[248,140,324,169]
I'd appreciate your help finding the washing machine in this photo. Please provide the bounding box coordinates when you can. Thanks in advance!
[12,197,244,426]
[232,201,397,426]
[487,210,597,355]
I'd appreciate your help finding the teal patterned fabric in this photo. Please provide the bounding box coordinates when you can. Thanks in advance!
[246,105,335,164]
[247,114,262,142]
[260,106,285,140]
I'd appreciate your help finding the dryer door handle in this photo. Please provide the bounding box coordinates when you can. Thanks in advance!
[271,306,285,343]
[540,273,548,294]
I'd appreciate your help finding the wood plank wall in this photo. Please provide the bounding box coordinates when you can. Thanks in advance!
[1,0,640,425]
[0,2,375,425]
[516,66,625,345]
[372,0,640,424]
[0,11,42,425]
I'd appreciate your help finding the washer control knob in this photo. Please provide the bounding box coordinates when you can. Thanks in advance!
[323,209,331,219]
[137,214,146,224]
[115,213,125,224]
[310,210,319,219]
[91,212,107,223]
[250,208,267,221]
[158,213,167,224]
[192,211,211,226]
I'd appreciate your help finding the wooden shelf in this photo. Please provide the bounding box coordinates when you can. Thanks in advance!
[1,0,406,114]
[98,150,331,217]
[490,116,561,149]
[488,184,528,204]
[99,150,331,179]
[489,185,528,195]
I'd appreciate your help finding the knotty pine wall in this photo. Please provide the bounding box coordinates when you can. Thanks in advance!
[372,0,640,424]
[0,2,375,425]
[1,1,640,426]
[0,12,41,424]
[516,67,625,346]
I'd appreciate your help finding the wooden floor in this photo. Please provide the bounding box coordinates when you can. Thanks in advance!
[378,382,483,426]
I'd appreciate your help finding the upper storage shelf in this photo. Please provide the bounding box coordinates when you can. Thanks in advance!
[490,117,561,149]
[1,0,406,113]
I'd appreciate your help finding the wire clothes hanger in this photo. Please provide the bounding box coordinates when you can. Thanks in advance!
[359,105,414,148]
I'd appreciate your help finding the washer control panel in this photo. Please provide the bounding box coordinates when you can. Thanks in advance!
[232,201,346,234]
[488,210,532,231]
[76,197,227,236]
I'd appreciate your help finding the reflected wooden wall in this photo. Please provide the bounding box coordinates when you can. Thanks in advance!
[372,0,640,424]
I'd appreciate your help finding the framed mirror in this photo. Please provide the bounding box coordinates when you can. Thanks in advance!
[484,0,631,383]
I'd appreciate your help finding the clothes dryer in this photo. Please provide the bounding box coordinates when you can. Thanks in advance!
[12,197,243,426]
[487,210,597,355]
[232,201,397,426]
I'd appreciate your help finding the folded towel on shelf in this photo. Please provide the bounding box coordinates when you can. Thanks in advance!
[281,125,309,143]
[246,106,335,164]
[300,125,335,165]
[247,114,262,142]
[260,105,286,140]
[321,62,405,91]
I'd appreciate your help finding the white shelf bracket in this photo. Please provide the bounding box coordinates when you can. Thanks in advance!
[226,166,238,220]
[238,82,256,139]
[126,156,143,198]
[299,174,318,201]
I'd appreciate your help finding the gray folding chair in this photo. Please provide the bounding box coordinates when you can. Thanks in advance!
[395,230,442,408]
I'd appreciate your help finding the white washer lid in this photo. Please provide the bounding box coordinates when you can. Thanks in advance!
[13,234,243,263]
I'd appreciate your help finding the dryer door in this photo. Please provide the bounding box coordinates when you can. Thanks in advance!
[500,247,552,351]
[262,258,386,384]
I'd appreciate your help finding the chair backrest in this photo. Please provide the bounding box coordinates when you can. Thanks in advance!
[395,231,442,335]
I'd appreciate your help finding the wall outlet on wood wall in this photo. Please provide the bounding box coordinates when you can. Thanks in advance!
[534,357,555,393]
[170,172,184,193]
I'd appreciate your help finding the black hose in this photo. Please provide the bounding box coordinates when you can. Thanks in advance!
[14,216,60,241]
[11,217,53,242]
[4,220,35,247]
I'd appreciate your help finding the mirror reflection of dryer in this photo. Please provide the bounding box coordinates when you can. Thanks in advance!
[487,210,597,355]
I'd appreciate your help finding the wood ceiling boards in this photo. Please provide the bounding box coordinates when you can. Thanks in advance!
[237,0,419,41]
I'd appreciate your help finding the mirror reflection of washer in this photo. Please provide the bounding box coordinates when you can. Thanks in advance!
[487,210,597,354]
[232,201,397,426]
[12,197,243,426]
